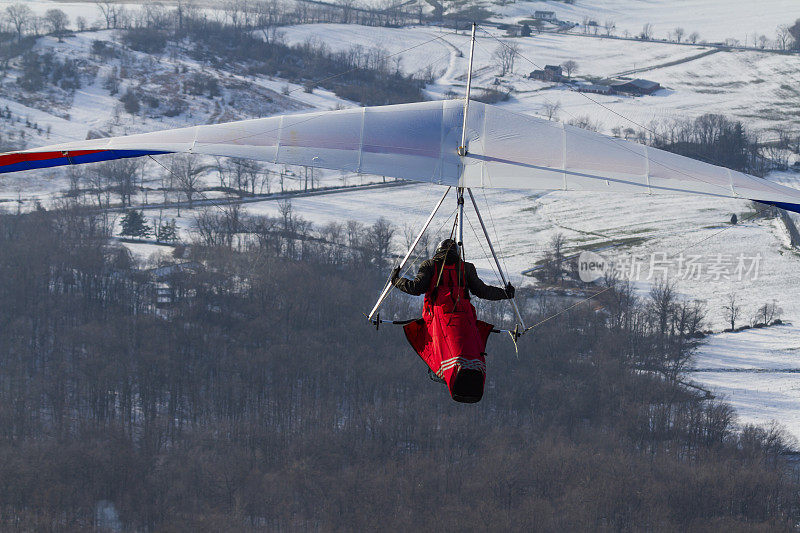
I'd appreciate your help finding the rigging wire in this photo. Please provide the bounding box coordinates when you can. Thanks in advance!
[146,154,275,265]
[476,27,770,181]
[465,213,503,285]
[523,204,774,334]
[396,180,439,268]
[191,34,457,149]
[400,203,459,278]
[467,27,793,338]
[468,38,747,201]
[480,188,511,278]
[477,26,679,146]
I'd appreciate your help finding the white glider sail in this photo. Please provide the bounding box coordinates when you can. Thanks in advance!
[2,99,799,211]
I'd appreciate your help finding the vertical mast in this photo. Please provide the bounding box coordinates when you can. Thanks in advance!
[458,22,477,158]
[457,22,477,255]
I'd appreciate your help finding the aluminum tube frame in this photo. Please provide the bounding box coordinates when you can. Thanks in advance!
[367,186,451,321]
[459,22,477,155]
[456,188,465,252]
[467,188,526,329]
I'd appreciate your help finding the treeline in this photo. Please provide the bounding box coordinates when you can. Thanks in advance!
[113,7,427,106]
[1,204,799,529]
[651,114,770,176]
[0,2,427,107]
[171,17,426,105]
[611,113,783,177]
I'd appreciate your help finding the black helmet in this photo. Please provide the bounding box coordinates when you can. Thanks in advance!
[436,238,457,254]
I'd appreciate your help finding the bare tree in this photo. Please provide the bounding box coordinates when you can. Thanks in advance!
[5,3,32,42]
[364,217,394,269]
[95,0,126,29]
[673,27,685,43]
[175,0,197,31]
[67,166,84,198]
[93,158,142,207]
[491,41,520,76]
[84,166,112,208]
[648,279,677,339]
[542,101,561,121]
[221,158,265,195]
[689,31,700,44]
[640,22,654,40]
[604,19,616,36]
[29,15,44,37]
[223,0,248,29]
[758,34,769,49]
[194,204,240,248]
[44,9,69,42]
[722,293,741,330]
[402,222,430,259]
[754,300,781,326]
[567,115,601,131]
[561,59,578,79]
[776,24,792,50]
[543,232,566,283]
[170,154,208,207]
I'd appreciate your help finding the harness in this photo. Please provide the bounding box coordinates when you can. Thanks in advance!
[425,259,469,313]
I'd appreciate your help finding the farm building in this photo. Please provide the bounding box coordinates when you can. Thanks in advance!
[610,78,661,95]
[576,83,613,95]
[533,10,556,21]
[530,65,564,82]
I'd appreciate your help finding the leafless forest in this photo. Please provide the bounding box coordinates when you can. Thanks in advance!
[1,204,799,530]
[0,2,799,529]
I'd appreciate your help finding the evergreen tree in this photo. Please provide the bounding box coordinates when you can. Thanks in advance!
[521,23,531,37]
[120,210,151,237]
[120,89,140,114]
[155,218,178,243]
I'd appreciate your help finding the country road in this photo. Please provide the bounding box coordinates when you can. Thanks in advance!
[100,179,414,214]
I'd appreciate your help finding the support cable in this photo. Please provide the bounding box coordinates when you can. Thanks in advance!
[522,205,773,335]
[367,186,452,321]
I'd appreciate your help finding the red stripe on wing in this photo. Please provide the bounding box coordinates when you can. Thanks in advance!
[0,149,106,167]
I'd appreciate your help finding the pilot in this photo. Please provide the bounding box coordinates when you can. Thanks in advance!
[391,238,514,301]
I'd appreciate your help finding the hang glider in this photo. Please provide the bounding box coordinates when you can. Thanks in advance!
[1,99,799,213]
[4,63,799,403]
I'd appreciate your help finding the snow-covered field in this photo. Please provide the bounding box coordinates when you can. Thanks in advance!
[279,23,800,133]
[0,1,109,23]
[10,0,793,46]
[691,325,800,441]
[0,1,799,436]
[491,0,798,44]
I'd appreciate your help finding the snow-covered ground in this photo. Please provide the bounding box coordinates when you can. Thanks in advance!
[0,18,795,332]
[228,179,797,331]
[490,0,798,45]
[0,3,798,435]
[11,0,792,47]
[278,24,800,133]
[691,325,800,441]
[0,1,112,24]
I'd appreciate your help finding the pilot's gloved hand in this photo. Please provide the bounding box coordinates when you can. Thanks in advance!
[505,282,515,298]
[391,266,401,284]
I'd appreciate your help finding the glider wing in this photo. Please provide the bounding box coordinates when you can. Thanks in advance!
[460,103,800,211]
[2,100,800,211]
[0,100,464,185]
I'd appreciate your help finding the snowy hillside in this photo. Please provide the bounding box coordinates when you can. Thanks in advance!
[691,325,800,440]
[0,0,798,437]
[489,0,798,45]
